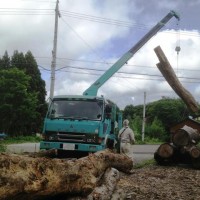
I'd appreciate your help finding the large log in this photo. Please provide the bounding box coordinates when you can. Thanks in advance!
[154,46,199,115]
[87,167,120,200]
[0,149,133,200]
[172,125,200,147]
[154,143,177,165]
[180,145,200,168]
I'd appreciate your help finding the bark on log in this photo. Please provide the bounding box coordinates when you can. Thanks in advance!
[154,46,199,115]
[172,125,200,147]
[87,168,120,200]
[0,149,133,200]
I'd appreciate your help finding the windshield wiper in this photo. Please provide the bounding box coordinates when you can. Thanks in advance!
[73,116,89,120]
[50,116,75,120]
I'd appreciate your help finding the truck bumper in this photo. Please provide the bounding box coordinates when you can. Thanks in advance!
[40,141,105,152]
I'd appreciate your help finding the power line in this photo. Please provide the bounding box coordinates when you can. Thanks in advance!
[35,56,200,72]
[60,10,150,30]
[0,8,199,38]
[37,65,200,83]
[0,8,54,15]
[60,17,108,64]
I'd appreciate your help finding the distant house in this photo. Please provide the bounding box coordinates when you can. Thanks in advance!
[170,117,200,134]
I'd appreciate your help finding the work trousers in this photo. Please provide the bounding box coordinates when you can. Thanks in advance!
[120,142,133,159]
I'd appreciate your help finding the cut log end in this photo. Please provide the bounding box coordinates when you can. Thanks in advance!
[157,143,174,158]
[172,129,189,146]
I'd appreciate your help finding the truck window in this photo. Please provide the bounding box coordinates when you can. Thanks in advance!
[48,99,103,120]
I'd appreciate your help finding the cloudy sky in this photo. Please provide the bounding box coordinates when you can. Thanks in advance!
[0,0,200,109]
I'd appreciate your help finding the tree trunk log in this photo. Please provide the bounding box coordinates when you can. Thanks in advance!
[87,168,120,200]
[172,125,200,147]
[154,143,176,165]
[0,149,133,200]
[154,45,199,115]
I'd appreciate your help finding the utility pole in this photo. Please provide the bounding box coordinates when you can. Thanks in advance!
[50,0,60,99]
[142,91,146,142]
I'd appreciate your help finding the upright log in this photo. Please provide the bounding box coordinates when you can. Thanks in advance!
[0,149,133,200]
[154,46,199,115]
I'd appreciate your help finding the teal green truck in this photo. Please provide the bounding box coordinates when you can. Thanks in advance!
[40,10,179,155]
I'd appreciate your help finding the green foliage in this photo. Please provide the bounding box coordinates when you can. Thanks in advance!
[133,159,156,169]
[145,117,168,141]
[147,98,189,131]
[0,51,10,69]
[0,68,38,136]
[123,98,190,143]
[0,50,47,136]
[130,116,142,141]
[0,144,6,152]
[2,136,41,144]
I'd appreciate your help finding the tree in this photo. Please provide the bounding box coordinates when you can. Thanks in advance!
[24,51,47,132]
[0,51,10,69]
[123,98,190,142]
[145,117,167,141]
[0,68,38,136]
[130,115,142,141]
[0,50,47,135]
[146,98,189,131]
[11,50,26,70]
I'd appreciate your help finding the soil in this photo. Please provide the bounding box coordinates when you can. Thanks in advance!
[115,164,200,200]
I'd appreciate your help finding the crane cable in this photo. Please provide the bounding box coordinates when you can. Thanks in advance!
[175,20,181,76]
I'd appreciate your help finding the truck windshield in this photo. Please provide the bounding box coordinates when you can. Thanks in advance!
[48,99,103,121]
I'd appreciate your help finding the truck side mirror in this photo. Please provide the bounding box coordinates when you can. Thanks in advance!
[105,104,112,119]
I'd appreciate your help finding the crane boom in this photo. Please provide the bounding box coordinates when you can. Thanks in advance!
[83,10,179,96]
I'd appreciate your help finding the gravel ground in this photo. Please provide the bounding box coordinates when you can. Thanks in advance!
[115,164,200,200]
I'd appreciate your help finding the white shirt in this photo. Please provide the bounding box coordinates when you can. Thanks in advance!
[118,126,135,143]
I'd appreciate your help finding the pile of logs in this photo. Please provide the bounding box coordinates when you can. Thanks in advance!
[0,149,133,200]
[154,125,200,168]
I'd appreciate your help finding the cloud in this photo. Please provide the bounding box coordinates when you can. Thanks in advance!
[0,0,199,109]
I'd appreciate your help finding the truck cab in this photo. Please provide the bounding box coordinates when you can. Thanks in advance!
[40,95,122,154]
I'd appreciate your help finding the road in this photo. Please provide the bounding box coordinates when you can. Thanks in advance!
[6,143,160,163]
[132,144,160,163]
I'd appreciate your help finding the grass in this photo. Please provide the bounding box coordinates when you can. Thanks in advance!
[133,159,156,169]
[136,137,162,145]
[0,143,6,152]
[1,136,41,145]
[0,136,42,152]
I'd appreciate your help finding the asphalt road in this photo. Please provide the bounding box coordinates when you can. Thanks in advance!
[6,143,160,163]
[132,144,160,163]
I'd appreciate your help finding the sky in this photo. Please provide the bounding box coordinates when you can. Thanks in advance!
[0,0,200,109]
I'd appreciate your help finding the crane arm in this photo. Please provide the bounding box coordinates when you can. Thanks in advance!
[83,10,179,96]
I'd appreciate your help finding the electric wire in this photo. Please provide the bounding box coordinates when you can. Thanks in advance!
[60,17,109,65]
[37,65,200,83]
[0,8,199,38]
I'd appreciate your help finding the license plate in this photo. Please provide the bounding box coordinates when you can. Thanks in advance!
[63,143,75,150]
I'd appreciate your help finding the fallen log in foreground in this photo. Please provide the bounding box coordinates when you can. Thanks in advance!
[0,149,133,200]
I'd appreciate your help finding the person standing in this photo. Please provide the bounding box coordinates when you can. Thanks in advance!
[118,119,135,158]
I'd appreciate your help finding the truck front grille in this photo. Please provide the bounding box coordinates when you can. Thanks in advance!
[57,132,85,142]
[45,131,98,144]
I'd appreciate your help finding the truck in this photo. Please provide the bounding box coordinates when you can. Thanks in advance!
[40,10,179,156]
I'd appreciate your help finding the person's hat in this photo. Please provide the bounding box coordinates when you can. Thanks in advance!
[123,119,129,126]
